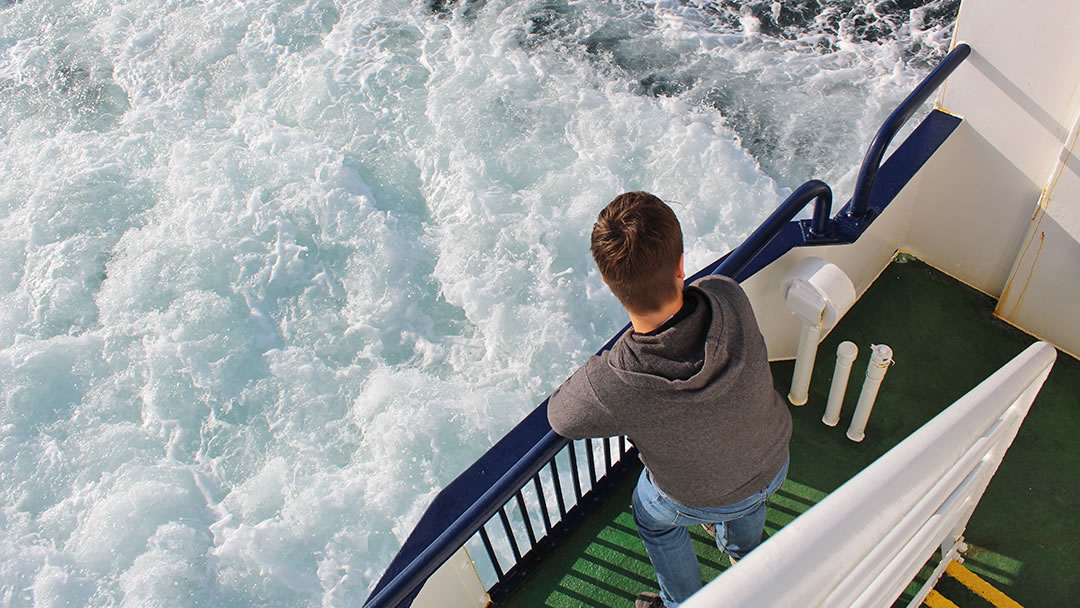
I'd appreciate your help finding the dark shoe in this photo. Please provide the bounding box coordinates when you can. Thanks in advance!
[635,592,665,608]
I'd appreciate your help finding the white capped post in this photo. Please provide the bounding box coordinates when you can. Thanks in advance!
[847,344,894,442]
[823,341,859,427]
[788,310,824,406]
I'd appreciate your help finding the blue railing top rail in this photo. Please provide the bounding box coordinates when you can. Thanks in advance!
[365,43,973,608]
[848,43,971,219]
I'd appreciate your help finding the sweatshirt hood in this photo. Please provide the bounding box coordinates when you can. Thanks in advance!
[607,285,733,390]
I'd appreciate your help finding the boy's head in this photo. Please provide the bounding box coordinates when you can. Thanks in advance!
[590,191,684,314]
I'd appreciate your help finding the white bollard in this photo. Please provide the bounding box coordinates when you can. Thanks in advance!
[823,341,858,427]
[847,344,894,442]
[788,319,824,406]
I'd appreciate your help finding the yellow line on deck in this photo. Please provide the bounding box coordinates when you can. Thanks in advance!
[924,590,960,608]
[945,561,1024,608]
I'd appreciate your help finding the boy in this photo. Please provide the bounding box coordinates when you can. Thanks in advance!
[547,192,792,608]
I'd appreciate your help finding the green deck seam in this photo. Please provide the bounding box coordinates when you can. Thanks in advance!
[500,258,1080,607]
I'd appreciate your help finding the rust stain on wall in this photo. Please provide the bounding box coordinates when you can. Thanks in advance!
[1000,231,1046,320]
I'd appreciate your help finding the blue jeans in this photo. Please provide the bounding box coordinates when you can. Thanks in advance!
[631,459,788,607]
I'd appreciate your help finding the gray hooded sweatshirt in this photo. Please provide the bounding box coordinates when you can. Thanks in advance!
[548,274,792,507]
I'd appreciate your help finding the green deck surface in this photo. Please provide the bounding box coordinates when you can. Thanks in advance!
[500,258,1080,607]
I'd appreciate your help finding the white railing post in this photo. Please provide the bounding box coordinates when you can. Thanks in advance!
[680,342,1057,608]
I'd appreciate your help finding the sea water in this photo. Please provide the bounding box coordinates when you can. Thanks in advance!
[0,0,957,605]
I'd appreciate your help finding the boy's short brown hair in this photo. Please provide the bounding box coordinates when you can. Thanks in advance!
[590,192,683,314]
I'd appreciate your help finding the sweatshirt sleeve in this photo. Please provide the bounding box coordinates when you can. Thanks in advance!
[547,357,620,439]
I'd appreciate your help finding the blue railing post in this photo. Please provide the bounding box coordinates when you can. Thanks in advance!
[848,43,971,219]
[713,179,832,280]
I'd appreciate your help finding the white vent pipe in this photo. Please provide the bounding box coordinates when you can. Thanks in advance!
[823,341,858,427]
[782,258,856,406]
[788,316,824,406]
[847,344,894,442]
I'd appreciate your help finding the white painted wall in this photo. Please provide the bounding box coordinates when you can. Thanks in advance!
[996,108,1080,357]
[900,119,1042,296]
[902,0,1080,300]
[941,0,1080,191]
[915,0,1080,356]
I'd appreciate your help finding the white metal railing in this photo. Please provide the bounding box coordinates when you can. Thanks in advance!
[683,341,1057,608]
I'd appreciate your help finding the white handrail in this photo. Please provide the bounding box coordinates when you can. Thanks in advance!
[683,341,1057,608]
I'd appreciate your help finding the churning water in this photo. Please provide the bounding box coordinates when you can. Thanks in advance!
[0,0,957,605]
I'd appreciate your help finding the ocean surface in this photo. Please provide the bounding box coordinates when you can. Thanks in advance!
[0,0,958,605]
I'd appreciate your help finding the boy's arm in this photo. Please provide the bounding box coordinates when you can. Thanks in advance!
[547,358,619,439]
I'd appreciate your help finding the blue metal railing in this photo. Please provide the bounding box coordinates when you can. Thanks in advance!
[365,42,972,608]
[364,180,839,608]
